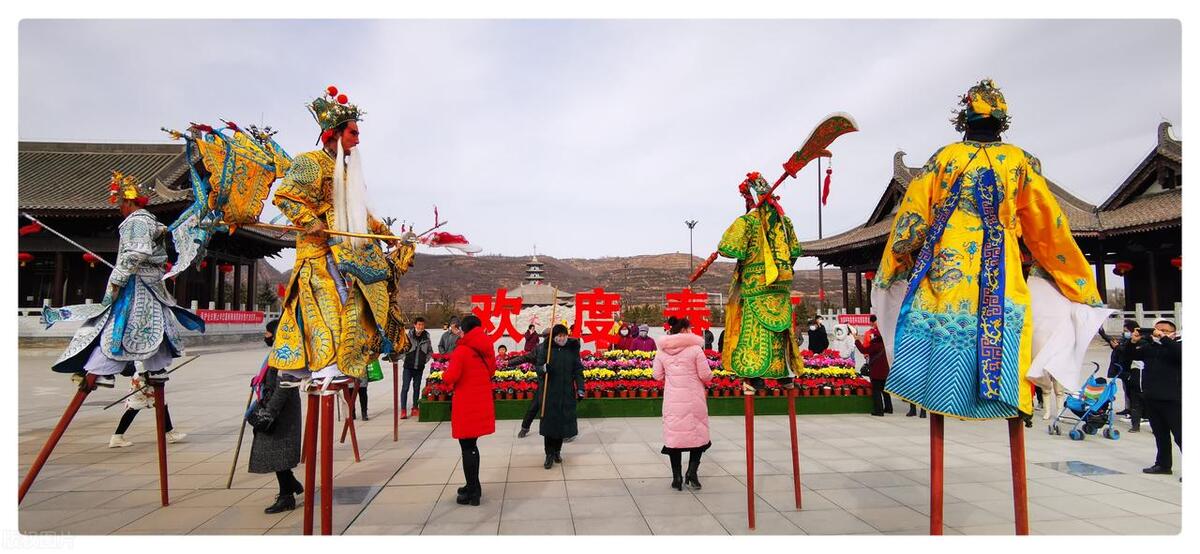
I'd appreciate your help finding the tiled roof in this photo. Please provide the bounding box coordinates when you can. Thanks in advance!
[1097,188,1182,235]
[19,141,194,212]
[1099,122,1183,210]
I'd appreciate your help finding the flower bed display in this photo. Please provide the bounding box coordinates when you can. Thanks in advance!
[421,347,870,401]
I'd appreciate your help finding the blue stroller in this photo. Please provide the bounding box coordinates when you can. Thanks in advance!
[1047,362,1121,441]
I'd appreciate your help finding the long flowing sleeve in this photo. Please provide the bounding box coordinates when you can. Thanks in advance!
[875,150,939,289]
[717,216,750,260]
[1016,153,1104,307]
[272,154,322,229]
[108,216,157,287]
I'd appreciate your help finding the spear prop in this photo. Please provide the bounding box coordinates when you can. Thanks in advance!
[20,213,116,270]
[539,301,558,418]
[689,113,859,283]
[102,356,202,410]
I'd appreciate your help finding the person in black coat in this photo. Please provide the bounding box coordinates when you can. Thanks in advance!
[703,328,715,351]
[401,317,434,419]
[807,317,829,354]
[1103,319,1142,431]
[535,324,586,469]
[1124,320,1182,475]
[249,320,303,514]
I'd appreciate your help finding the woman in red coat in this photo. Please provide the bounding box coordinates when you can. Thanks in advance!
[442,315,496,506]
[855,315,893,417]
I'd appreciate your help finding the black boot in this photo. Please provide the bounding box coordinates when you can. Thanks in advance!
[684,452,703,491]
[264,493,296,514]
[544,454,554,469]
[456,484,481,506]
[669,452,683,491]
[906,404,917,417]
[919,409,927,418]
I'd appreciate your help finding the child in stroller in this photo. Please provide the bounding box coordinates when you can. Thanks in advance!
[1048,362,1121,441]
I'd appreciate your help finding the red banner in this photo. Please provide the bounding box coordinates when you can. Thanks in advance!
[470,288,524,344]
[837,313,873,327]
[197,310,265,325]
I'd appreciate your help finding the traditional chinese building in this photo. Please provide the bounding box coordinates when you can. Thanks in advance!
[524,255,546,284]
[800,122,1182,313]
[17,141,291,311]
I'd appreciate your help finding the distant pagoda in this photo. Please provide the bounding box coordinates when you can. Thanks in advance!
[524,255,545,284]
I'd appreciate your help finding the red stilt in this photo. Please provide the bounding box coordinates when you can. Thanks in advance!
[320,393,335,535]
[301,392,319,535]
[787,386,802,509]
[150,382,170,507]
[392,361,399,442]
[1008,417,1030,535]
[930,413,945,535]
[744,391,756,530]
[340,385,361,462]
[18,374,97,503]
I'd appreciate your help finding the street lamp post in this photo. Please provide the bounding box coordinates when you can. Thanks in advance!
[685,220,698,283]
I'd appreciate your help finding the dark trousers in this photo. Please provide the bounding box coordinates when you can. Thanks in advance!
[1121,376,1142,428]
[1143,398,1182,469]
[275,469,302,495]
[459,438,481,491]
[114,406,173,434]
[870,377,893,415]
[400,366,423,411]
[357,383,369,417]
[522,391,543,430]
[544,436,564,456]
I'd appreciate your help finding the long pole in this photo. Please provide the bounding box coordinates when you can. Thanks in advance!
[18,374,98,503]
[151,382,170,506]
[20,213,116,270]
[816,158,824,312]
[226,389,254,488]
[685,220,698,286]
[539,302,558,418]
[1008,418,1030,535]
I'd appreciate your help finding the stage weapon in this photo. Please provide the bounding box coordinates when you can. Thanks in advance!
[226,388,255,488]
[689,113,859,283]
[102,355,202,410]
[20,213,116,270]
[539,301,558,418]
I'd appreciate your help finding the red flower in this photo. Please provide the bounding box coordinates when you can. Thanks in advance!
[327,85,339,97]
[337,94,348,104]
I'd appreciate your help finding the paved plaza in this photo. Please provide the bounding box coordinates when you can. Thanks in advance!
[17,342,1181,535]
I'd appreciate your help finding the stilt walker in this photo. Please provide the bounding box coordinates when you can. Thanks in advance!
[339,382,362,462]
[690,114,859,528]
[21,171,206,504]
[871,79,1113,535]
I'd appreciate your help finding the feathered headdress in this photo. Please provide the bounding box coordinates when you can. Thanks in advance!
[107,171,151,206]
[953,78,1011,133]
[309,85,365,143]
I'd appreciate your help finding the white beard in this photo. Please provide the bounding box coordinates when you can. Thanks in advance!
[332,140,371,246]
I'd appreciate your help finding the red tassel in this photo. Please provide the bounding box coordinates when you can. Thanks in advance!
[821,168,832,205]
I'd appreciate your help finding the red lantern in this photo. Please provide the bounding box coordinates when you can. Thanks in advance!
[18,222,42,236]
[276,284,286,298]
[864,271,876,281]
[199,259,209,270]
[218,263,234,274]
[337,94,348,105]
[1113,262,1134,276]
[1171,256,1181,270]
[327,85,338,97]
[83,252,101,268]
[18,252,34,267]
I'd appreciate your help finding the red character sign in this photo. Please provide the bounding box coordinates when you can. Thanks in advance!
[470,288,524,343]
[572,288,621,348]
[663,288,712,336]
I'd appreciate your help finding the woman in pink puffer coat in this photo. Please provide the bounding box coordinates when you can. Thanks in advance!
[652,317,713,491]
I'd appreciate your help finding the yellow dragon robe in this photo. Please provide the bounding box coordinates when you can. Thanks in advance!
[268,149,393,378]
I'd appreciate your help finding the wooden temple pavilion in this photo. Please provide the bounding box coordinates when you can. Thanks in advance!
[17,141,292,310]
[801,122,1182,313]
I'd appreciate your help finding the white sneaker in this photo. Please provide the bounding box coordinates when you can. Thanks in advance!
[165,430,187,443]
[95,374,116,388]
[108,434,133,448]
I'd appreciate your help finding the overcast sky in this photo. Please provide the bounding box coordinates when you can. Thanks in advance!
[19,19,1181,271]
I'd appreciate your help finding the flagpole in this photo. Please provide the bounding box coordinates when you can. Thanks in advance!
[20,213,116,270]
[816,157,824,312]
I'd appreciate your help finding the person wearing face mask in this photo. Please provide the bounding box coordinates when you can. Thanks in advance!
[632,324,657,352]
[1104,319,1142,431]
[1124,320,1181,475]
[439,317,463,354]
[534,325,586,468]
[806,317,829,355]
[616,323,636,351]
[522,324,540,353]
[248,319,304,514]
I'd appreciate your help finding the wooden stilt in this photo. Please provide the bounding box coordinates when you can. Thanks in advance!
[301,392,319,535]
[150,382,170,507]
[744,391,756,530]
[787,385,802,509]
[930,413,945,535]
[393,361,399,442]
[339,385,361,462]
[1008,417,1030,535]
[18,374,97,503]
[320,393,336,535]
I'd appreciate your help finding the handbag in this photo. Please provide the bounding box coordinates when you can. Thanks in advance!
[245,382,278,432]
[366,359,384,382]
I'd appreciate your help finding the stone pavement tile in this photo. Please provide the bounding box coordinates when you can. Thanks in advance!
[875,485,963,506]
[267,505,356,535]
[955,523,1022,535]
[192,505,290,531]
[1085,492,1184,515]
[1030,494,1137,519]
[818,459,883,472]
[1031,518,1111,535]
[501,497,572,520]
[643,513,728,535]
[187,527,269,535]
[572,515,652,535]
[717,460,786,477]
[632,493,710,516]
[982,479,1064,499]
[1149,513,1182,528]
[616,463,672,479]
[371,484,445,504]
[168,488,257,508]
[1135,486,1182,506]
[693,491,775,515]
[782,508,876,534]
[780,472,862,490]
[421,519,500,535]
[116,505,227,533]
[19,508,89,533]
[566,478,630,498]
[622,477,676,496]
[567,494,637,518]
[870,457,931,472]
[427,498,504,524]
[499,518,575,535]
[845,470,920,488]
[1031,476,1125,496]
[18,489,131,511]
[1084,473,1181,495]
[477,467,509,483]
[1085,516,1180,535]
[25,474,159,493]
[963,499,1073,522]
[759,487,839,512]
[931,502,1011,528]
[504,480,567,499]
[344,524,423,535]
[564,452,618,465]
[351,500,435,526]
[508,465,564,482]
[564,463,621,480]
[848,505,931,532]
[816,487,902,511]
[715,511,804,535]
[176,462,230,475]
[511,453,551,467]
[389,458,458,485]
